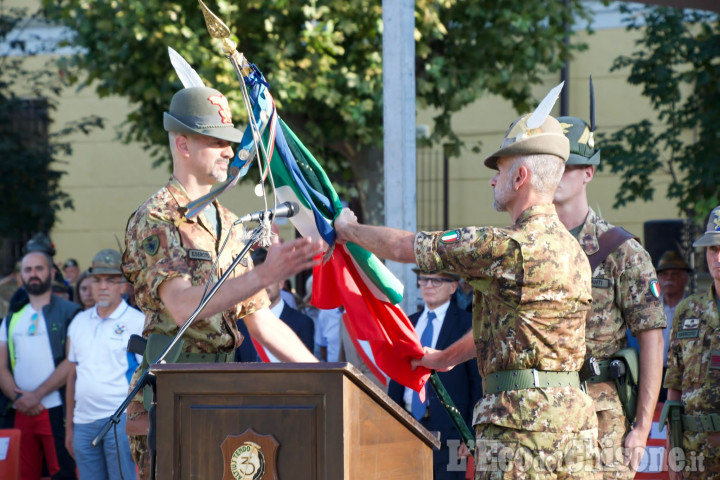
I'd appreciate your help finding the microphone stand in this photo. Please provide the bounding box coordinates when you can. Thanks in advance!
[91,222,266,480]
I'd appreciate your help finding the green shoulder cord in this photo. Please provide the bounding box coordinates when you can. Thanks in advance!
[428,372,475,450]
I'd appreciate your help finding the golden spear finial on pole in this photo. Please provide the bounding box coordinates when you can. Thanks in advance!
[198,0,250,77]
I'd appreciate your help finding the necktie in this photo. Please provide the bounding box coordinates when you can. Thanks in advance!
[411,311,436,420]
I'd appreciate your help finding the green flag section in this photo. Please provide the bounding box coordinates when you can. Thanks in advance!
[268,120,403,305]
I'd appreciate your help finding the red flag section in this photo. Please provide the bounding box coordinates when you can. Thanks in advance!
[251,337,271,363]
[341,312,388,387]
[312,246,431,393]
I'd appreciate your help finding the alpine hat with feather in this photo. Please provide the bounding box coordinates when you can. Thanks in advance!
[693,205,720,247]
[558,117,600,166]
[557,77,601,166]
[163,86,244,143]
[484,82,570,170]
[484,115,570,170]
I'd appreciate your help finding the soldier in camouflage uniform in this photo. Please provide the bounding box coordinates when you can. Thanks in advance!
[553,117,666,478]
[664,206,720,480]
[123,86,321,479]
[336,112,599,479]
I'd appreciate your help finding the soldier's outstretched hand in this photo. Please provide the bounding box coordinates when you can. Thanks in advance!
[334,208,359,244]
[257,237,324,286]
[411,347,454,372]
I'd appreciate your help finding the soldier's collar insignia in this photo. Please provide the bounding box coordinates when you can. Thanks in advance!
[440,230,460,244]
[649,280,660,299]
[142,235,160,256]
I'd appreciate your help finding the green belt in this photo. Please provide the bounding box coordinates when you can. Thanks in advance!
[682,413,720,432]
[175,350,235,363]
[482,369,580,394]
[142,348,233,411]
[586,359,612,384]
[146,350,235,366]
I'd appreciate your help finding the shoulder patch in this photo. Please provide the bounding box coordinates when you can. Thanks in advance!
[440,230,460,244]
[142,235,160,256]
[649,279,660,299]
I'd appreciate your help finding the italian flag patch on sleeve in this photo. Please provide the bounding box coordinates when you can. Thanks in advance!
[440,230,460,244]
[649,280,660,299]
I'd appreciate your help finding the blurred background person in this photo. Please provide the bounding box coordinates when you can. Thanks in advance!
[74,271,95,311]
[51,270,72,302]
[7,233,57,319]
[0,262,21,319]
[122,281,139,310]
[280,279,299,309]
[451,278,473,312]
[0,250,80,479]
[62,259,81,300]
[315,307,341,362]
[655,250,691,402]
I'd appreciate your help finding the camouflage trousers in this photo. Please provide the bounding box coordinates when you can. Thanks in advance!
[596,407,633,479]
[473,424,600,480]
[669,431,720,479]
[128,400,151,480]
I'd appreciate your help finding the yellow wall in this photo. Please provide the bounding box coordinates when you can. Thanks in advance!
[417,26,685,241]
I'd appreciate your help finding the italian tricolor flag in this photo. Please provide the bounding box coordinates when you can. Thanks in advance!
[265,119,430,391]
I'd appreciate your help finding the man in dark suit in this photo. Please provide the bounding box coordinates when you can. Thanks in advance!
[235,249,314,361]
[388,271,481,480]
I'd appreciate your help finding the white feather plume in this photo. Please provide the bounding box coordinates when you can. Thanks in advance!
[526,81,564,129]
[168,47,205,88]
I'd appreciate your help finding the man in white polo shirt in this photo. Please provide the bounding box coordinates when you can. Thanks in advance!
[65,249,144,479]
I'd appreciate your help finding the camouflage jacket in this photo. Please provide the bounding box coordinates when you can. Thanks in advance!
[122,176,268,354]
[664,285,720,415]
[577,208,665,411]
[415,203,596,432]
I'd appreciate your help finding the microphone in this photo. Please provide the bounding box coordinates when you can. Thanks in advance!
[234,201,300,224]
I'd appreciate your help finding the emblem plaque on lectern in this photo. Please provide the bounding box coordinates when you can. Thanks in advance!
[221,429,279,480]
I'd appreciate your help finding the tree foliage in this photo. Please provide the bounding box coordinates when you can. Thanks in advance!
[601,6,720,222]
[0,4,103,251]
[42,0,590,221]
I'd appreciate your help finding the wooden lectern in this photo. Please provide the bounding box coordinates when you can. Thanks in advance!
[152,362,440,479]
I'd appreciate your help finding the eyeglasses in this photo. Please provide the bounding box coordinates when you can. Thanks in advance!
[418,277,456,287]
[28,313,39,336]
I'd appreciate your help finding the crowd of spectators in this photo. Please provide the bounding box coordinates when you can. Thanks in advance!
[0,234,143,480]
